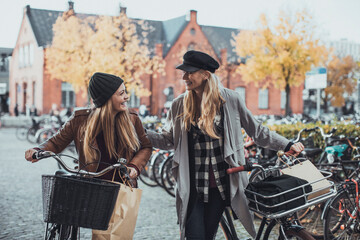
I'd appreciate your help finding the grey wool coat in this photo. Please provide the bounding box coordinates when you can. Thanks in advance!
[147,87,290,239]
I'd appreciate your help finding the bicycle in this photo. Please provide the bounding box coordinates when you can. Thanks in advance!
[221,151,337,240]
[322,165,360,239]
[32,150,129,240]
[290,127,360,238]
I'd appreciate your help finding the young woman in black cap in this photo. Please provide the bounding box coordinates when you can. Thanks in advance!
[147,50,304,239]
[25,72,152,184]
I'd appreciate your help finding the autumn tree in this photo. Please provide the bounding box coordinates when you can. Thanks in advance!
[46,10,165,103]
[232,10,327,115]
[322,55,359,112]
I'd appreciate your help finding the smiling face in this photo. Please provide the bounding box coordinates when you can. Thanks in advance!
[111,83,129,113]
[182,70,209,95]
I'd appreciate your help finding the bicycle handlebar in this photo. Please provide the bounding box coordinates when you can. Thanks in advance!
[293,126,337,143]
[33,151,128,178]
[226,150,294,174]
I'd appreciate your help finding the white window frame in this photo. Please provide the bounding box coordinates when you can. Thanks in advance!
[281,91,286,109]
[258,88,269,109]
[61,82,76,108]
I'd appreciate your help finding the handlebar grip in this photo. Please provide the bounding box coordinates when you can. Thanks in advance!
[227,164,253,174]
[33,150,50,159]
[304,127,317,132]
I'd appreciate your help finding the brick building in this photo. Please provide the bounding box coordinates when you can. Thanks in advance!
[9,3,303,116]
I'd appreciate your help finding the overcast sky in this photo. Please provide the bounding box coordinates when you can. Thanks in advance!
[1,0,359,48]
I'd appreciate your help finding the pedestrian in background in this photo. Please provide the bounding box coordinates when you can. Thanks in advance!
[25,72,152,238]
[147,50,304,239]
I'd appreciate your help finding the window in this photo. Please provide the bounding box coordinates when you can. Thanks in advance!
[188,43,196,51]
[190,28,196,35]
[281,91,286,109]
[24,45,29,67]
[29,44,34,66]
[258,88,269,109]
[0,54,6,72]
[18,47,24,68]
[129,89,140,108]
[61,82,75,108]
[235,87,246,103]
[32,82,36,105]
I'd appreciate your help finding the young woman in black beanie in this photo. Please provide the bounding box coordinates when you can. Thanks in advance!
[25,71,152,184]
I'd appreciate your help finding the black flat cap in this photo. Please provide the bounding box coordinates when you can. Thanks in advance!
[176,50,220,73]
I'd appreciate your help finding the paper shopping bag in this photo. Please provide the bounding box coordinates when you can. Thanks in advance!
[92,182,142,240]
[281,160,331,200]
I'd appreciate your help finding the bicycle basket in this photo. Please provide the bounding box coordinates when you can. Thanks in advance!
[42,175,120,230]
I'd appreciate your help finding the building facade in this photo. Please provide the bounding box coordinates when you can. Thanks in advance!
[9,3,303,117]
[0,48,12,113]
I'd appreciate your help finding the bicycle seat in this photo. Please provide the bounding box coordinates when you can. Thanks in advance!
[303,148,323,157]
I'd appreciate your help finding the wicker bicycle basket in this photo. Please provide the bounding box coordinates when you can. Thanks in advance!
[42,175,120,230]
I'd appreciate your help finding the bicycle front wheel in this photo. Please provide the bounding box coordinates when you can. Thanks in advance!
[323,184,359,240]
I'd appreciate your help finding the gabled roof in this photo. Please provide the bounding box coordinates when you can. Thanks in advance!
[26,8,63,47]
[25,6,241,62]
[161,15,188,55]
[201,25,240,63]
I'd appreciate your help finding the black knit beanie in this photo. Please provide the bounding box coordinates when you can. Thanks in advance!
[88,72,124,108]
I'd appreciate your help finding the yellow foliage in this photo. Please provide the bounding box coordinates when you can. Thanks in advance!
[232,10,328,114]
[45,11,166,101]
[324,55,359,107]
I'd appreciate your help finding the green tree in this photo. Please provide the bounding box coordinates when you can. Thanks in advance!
[232,10,327,115]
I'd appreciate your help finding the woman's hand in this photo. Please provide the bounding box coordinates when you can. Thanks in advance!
[288,142,305,156]
[25,148,39,163]
[127,167,138,179]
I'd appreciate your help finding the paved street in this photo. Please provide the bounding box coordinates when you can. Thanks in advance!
[0,127,254,240]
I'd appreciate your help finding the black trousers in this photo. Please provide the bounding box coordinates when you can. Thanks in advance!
[185,188,226,240]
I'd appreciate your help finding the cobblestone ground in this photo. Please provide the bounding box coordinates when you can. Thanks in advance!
[0,127,263,240]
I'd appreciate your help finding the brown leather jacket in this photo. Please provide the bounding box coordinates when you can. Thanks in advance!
[38,108,152,174]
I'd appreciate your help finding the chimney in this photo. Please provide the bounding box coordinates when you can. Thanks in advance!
[68,1,74,10]
[25,5,31,15]
[220,48,228,65]
[190,10,197,23]
[120,6,127,14]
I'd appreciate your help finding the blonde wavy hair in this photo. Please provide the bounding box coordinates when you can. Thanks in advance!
[182,71,225,139]
[83,100,140,165]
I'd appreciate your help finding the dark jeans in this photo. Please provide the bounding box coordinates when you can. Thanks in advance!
[185,188,226,240]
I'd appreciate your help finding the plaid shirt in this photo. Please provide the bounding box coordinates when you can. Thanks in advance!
[190,109,227,202]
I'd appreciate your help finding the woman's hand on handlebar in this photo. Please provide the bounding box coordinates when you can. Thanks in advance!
[25,148,40,163]
[287,142,304,156]
[127,167,138,179]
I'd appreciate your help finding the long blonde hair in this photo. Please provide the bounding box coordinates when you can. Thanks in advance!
[183,71,225,139]
[83,100,140,164]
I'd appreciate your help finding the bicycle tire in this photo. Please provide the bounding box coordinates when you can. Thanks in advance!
[26,126,39,143]
[160,155,176,197]
[297,203,325,239]
[138,154,158,187]
[323,184,359,239]
[16,126,28,140]
[59,224,72,240]
[152,152,167,187]
[219,215,237,240]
